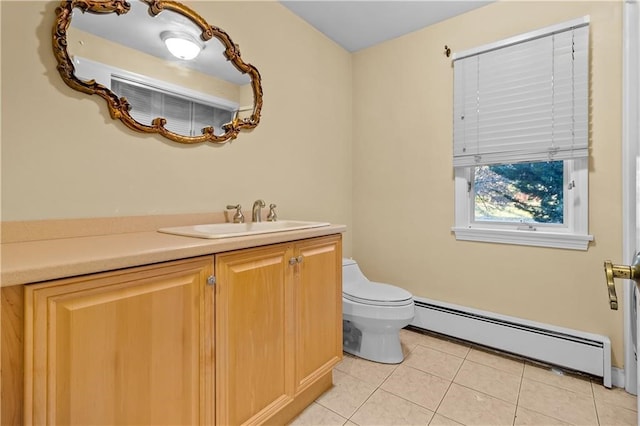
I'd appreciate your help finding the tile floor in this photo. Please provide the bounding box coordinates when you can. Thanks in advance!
[289,328,638,426]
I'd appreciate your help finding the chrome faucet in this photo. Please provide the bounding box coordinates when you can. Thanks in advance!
[252,199,265,222]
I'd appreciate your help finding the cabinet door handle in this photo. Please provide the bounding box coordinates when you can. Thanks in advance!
[289,256,304,265]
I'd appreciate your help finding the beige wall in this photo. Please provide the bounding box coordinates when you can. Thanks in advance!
[0,0,629,367]
[0,1,353,252]
[353,1,625,366]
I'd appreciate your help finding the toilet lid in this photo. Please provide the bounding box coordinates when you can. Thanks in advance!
[343,281,414,306]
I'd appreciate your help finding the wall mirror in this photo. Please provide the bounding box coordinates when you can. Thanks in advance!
[53,0,263,144]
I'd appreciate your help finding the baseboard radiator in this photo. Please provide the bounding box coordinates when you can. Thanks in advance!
[410,297,612,388]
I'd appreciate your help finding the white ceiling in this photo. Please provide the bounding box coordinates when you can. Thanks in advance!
[71,1,250,84]
[279,1,493,52]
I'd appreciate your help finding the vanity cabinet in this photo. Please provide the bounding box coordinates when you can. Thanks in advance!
[23,256,215,425]
[215,234,342,425]
[16,233,342,425]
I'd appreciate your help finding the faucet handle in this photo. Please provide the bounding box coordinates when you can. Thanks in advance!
[226,204,245,223]
[267,204,278,222]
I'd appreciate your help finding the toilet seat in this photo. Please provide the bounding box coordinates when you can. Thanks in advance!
[343,281,413,307]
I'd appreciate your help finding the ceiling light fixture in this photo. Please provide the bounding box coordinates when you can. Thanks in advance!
[161,31,203,61]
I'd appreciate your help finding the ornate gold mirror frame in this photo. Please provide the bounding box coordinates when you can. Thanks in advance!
[52,0,263,144]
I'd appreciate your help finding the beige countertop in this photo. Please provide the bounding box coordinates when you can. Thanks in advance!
[1,214,346,287]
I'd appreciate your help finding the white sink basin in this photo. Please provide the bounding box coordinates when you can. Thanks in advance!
[158,220,331,239]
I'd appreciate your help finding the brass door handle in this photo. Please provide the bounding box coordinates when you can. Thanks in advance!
[603,256,640,310]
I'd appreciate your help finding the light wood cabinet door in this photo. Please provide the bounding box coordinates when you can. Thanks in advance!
[215,244,295,425]
[215,235,343,425]
[24,257,214,426]
[294,235,342,393]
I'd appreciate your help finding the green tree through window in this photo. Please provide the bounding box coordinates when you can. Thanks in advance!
[474,161,564,224]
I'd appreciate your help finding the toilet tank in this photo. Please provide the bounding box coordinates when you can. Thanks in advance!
[342,258,369,285]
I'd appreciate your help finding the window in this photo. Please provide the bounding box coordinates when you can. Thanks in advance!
[474,161,564,225]
[72,56,239,137]
[452,17,593,250]
[111,78,234,137]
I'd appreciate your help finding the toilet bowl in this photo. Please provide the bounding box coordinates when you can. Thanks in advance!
[342,258,415,364]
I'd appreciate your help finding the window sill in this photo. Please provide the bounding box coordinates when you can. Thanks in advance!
[452,227,593,250]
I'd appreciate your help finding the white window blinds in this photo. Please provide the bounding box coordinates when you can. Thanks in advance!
[452,18,589,167]
[111,78,234,137]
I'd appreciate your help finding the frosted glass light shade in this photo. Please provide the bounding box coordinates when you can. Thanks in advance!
[161,31,202,60]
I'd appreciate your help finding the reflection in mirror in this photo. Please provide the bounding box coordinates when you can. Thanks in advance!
[53,0,263,144]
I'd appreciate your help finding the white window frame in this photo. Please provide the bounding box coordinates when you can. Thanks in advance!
[72,56,239,112]
[110,77,235,137]
[453,159,592,249]
[451,18,594,250]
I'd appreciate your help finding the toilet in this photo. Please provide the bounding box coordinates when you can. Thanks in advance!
[342,258,415,364]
